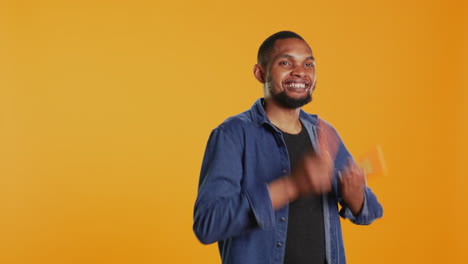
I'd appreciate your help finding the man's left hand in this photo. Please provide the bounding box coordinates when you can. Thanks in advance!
[339,159,366,215]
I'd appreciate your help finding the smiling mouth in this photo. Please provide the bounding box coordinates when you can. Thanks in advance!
[283,80,310,93]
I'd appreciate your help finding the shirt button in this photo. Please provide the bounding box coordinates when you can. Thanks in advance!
[282,169,287,173]
[280,217,286,222]
[276,242,283,248]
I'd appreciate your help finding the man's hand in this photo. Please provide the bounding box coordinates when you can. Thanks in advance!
[340,159,366,215]
[288,150,334,197]
[268,121,340,209]
[270,150,334,209]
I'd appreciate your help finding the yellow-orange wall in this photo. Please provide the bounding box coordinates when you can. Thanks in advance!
[1,0,466,263]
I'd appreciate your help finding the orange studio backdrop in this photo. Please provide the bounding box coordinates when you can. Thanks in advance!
[0,0,466,263]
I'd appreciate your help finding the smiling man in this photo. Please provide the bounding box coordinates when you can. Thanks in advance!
[193,31,383,264]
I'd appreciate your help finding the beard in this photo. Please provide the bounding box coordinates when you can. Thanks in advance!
[268,84,313,109]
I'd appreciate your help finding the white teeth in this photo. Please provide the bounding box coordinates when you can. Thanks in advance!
[286,83,307,89]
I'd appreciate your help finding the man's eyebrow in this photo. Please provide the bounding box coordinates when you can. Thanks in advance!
[277,54,315,60]
[278,54,294,59]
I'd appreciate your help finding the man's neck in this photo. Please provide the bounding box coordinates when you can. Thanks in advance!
[263,98,302,134]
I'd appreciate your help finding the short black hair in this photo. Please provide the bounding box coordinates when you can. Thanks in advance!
[257,31,306,67]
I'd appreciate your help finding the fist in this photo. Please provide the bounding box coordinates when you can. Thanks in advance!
[289,121,339,196]
[290,150,334,196]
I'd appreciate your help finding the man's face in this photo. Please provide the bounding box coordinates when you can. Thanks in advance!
[263,38,316,109]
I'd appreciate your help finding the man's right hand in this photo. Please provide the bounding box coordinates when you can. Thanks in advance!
[269,122,339,209]
[288,149,334,198]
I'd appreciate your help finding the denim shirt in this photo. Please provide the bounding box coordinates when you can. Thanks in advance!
[193,98,383,264]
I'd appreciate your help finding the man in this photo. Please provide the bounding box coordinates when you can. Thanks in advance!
[193,31,383,264]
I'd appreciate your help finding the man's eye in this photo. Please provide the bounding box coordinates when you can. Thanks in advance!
[279,61,290,66]
[305,63,315,68]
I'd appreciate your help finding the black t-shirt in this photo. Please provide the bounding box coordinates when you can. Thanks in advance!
[281,124,326,264]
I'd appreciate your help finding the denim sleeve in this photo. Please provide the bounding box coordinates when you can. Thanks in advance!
[333,137,383,225]
[339,186,383,225]
[193,128,275,245]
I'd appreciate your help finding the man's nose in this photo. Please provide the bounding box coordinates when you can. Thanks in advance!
[291,65,306,77]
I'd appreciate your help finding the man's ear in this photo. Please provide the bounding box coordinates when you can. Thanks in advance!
[253,64,266,83]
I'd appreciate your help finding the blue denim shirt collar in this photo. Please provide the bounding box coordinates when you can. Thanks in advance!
[250,98,319,127]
